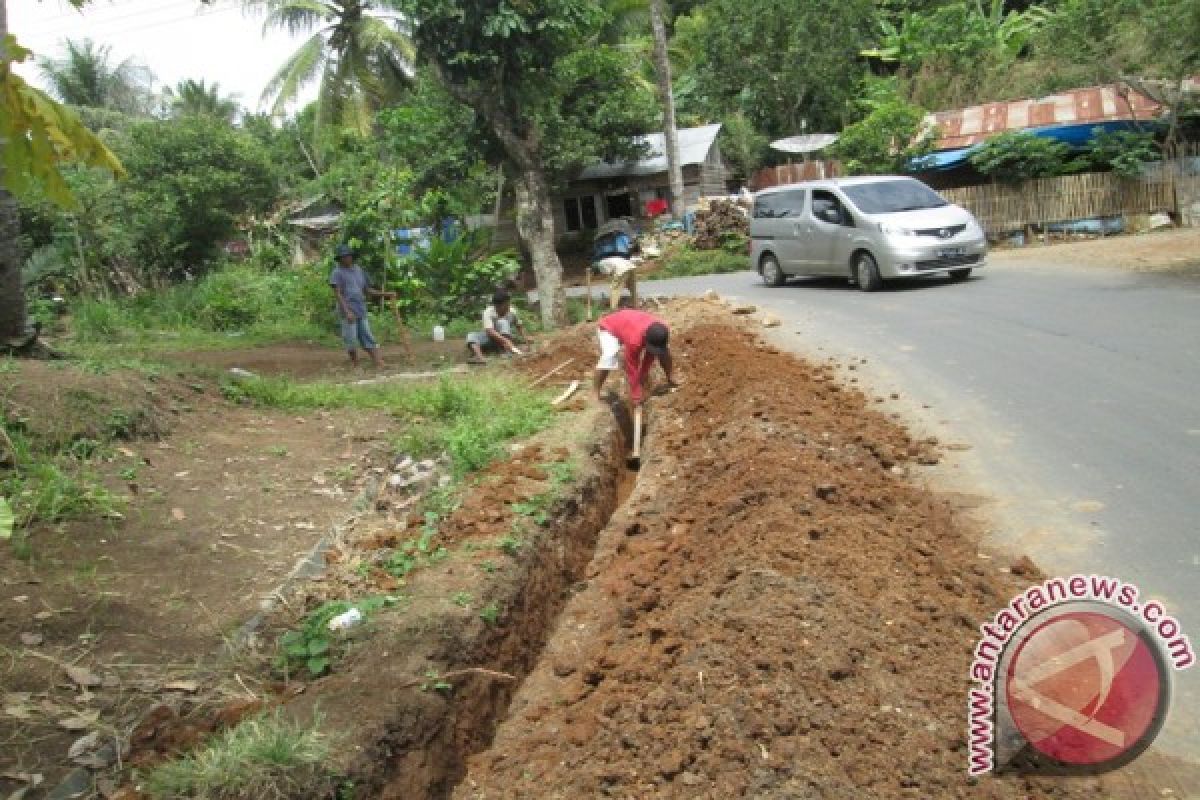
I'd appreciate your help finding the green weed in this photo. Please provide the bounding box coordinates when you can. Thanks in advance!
[479,603,501,625]
[141,710,334,800]
[420,668,453,693]
[275,596,397,678]
[451,591,472,608]
[498,533,523,557]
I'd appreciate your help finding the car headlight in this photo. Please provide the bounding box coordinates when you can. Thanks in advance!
[879,222,916,237]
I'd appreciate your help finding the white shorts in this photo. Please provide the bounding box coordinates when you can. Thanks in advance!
[596,330,621,371]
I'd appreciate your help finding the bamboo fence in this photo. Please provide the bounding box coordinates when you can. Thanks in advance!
[941,172,1176,235]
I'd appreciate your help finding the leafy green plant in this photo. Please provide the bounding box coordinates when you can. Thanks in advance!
[969,131,1071,184]
[479,603,500,625]
[479,560,497,574]
[0,498,14,541]
[420,668,453,693]
[141,710,334,800]
[275,596,396,678]
[498,533,523,557]
[451,591,472,607]
[1080,128,1160,178]
[511,492,554,526]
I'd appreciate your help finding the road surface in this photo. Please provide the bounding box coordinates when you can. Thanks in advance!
[638,255,1200,761]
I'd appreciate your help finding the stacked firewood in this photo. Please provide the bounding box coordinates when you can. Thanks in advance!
[691,199,749,250]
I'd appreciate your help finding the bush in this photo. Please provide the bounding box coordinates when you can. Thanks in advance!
[121,116,279,276]
[969,131,1071,183]
[71,262,335,344]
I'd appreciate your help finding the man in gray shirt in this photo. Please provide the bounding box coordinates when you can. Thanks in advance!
[329,244,394,367]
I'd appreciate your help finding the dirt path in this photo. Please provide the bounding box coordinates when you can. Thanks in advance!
[1,365,395,790]
[447,306,1193,799]
[989,227,1200,272]
[162,339,468,380]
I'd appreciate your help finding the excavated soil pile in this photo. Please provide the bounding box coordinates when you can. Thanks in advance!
[452,318,1104,799]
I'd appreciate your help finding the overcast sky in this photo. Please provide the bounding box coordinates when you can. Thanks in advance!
[10,0,317,113]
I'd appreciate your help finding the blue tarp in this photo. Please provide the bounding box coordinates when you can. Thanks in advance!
[911,120,1157,172]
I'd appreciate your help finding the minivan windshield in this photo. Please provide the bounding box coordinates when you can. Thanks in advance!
[841,179,948,214]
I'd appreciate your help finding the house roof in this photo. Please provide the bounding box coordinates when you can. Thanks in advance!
[925,84,1165,150]
[578,123,722,180]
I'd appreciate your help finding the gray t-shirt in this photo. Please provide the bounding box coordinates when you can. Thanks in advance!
[329,264,370,318]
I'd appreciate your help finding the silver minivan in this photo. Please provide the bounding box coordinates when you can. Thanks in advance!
[749,176,987,291]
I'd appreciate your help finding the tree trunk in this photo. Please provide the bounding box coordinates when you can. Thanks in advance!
[427,61,568,328]
[0,0,30,342]
[514,167,567,329]
[651,0,684,220]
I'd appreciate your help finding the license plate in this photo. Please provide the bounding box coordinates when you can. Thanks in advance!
[938,247,966,258]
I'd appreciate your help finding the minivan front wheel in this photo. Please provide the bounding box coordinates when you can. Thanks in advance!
[949,268,972,281]
[761,254,785,287]
[853,252,883,292]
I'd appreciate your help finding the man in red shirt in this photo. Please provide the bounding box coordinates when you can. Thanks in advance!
[594,309,679,406]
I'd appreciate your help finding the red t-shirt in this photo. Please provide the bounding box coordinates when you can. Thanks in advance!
[599,310,667,403]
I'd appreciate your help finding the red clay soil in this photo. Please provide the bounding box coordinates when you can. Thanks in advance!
[450,313,1150,799]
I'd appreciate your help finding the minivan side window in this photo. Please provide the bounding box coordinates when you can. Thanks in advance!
[753,189,806,219]
[812,190,853,227]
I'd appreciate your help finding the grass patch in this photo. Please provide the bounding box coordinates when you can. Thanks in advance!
[0,420,124,543]
[223,375,553,479]
[647,243,749,280]
[141,711,334,800]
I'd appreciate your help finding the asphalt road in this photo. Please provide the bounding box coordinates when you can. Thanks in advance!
[636,257,1200,761]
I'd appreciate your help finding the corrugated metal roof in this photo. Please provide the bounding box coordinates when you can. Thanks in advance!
[578,123,722,180]
[925,85,1164,150]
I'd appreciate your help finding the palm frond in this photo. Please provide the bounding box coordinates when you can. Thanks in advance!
[262,0,335,36]
[262,32,329,112]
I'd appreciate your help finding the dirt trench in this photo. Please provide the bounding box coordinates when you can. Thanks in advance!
[415,314,1127,799]
[292,305,1192,798]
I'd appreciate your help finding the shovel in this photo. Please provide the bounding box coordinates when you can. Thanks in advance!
[627,405,643,469]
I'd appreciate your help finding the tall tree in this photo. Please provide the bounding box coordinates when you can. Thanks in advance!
[165,78,240,122]
[650,0,683,219]
[252,0,415,145]
[401,0,656,328]
[37,37,155,115]
[692,0,874,138]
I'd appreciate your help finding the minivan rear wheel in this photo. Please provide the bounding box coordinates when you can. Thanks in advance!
[761,254,785,287]
[854,252,883,292]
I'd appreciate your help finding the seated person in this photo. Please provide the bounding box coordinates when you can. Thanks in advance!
[466,291,527,363]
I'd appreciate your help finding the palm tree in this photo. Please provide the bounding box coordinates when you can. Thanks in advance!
[650,0,683,219]
[36,37,155,115]
[165,78,241,122]
[251,0,415,141]
[596,0,685,219]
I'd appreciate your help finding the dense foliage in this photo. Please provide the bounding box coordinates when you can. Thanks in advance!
[6,0,1198,340]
